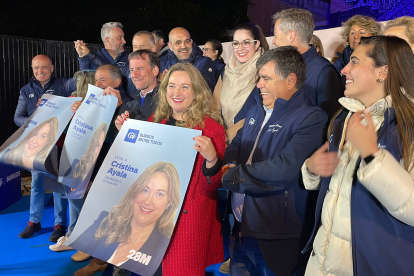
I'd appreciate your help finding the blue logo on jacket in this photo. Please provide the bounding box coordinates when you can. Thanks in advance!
[86,94,95,104]
[39,99,48,107]
[124,129,140,143]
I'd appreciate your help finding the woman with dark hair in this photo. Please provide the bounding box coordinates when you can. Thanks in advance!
[203,39,225,82]
[303,36,414,275]
[213,23,267,146]
[72,161,181,276]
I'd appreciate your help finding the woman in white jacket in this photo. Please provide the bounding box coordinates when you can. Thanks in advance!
[302,35,414,276]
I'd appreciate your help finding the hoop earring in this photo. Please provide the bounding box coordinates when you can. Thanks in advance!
[376,78,384,83]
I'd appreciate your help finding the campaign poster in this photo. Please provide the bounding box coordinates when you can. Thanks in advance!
[58,85,117,199]
[0,94,81,175]
[66,120,201,276]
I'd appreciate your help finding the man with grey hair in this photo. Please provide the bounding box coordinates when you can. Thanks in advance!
[272,8,342,120]
[222,46,327,275]
[74,22,133,100]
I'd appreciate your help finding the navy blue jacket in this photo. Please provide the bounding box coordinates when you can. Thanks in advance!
[160,42,216,91]
[303,108,414,275]
[69,211,169,276]
[119,84,160,122]
[14,76,76,127]
[302,46,342,121]
[333,45,353,93]
[213,59,225,83]
[79,48,135,99]
[223,88,327,240]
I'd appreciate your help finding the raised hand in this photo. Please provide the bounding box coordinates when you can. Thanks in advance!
[346,110,379,158]
[74,40,90,58]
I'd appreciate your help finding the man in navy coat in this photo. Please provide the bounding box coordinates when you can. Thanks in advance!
[222,47,327,275]
[15,55,75,241]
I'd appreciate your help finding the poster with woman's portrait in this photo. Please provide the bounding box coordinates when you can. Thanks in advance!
[58,85,117,199]
[66,119,201,276]
[0,94,81,175]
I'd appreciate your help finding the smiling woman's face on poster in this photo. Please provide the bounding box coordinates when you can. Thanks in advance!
[132,171,170,228]
[22,123,51,165]
[4,117,58,170]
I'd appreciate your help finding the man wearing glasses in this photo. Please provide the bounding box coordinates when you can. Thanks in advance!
[159,27,216,91]
[15,54,76,241]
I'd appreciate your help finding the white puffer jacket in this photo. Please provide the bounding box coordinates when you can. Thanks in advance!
[302,96,414,276]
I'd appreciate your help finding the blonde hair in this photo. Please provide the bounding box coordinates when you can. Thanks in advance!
[72,71,96,99]
[384,16,414,45]
[310,35,324,57]
[5,117,59,168]
[340,15,382,45]
[73,122,107,181]
[153,63,222,129]
[95,161,181,244]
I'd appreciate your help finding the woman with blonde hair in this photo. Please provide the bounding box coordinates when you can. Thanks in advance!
[50,70,99,256]
[72,161,181,276]
[334,15,381,89]
[310,34,324,57]
[303,36,414,275]
[147,63,225,275]
[5,116,59,170]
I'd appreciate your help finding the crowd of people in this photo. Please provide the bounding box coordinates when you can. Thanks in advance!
[11,7,414,276]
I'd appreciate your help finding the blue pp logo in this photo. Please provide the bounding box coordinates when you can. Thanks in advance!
[124,129,139,143]
[39,99,48,107]
[85,94,95,104]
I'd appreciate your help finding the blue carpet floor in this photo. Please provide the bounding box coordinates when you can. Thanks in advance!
[0,195,228,276]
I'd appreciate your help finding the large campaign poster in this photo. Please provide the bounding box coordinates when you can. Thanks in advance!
[58,85,117,199]
[66,119,201,276]
[0,94,81,175]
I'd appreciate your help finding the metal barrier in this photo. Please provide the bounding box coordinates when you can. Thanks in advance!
[0,34,130,144]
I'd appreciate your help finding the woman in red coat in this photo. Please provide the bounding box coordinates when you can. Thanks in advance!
[118,62,225,275]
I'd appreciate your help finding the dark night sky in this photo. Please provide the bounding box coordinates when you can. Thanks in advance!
[0,0,250,45]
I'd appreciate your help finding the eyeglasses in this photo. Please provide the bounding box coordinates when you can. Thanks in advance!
[174,39,192,46]
[203,48,213,52]
[231,39,258,49]
[82,69,96,75]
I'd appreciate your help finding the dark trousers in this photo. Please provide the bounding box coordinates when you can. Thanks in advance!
[229,224,303,276]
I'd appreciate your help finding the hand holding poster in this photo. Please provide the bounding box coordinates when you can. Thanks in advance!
[58,84,118,198]
[0,94,81,174]
[66,119,201,276]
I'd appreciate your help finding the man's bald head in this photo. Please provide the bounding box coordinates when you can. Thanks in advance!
[31,55,54,87]
[168,27,193,60]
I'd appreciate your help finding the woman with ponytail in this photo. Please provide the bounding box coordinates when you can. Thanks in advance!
[303,36,414,275]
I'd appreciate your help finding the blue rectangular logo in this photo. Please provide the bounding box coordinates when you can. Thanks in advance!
[39,99,48,107]
[85,94,95,104]
[124,129,139,143]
